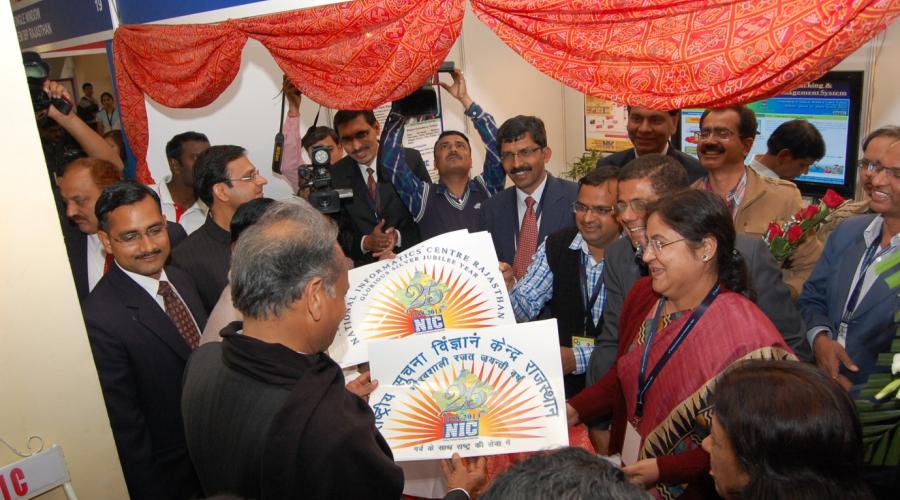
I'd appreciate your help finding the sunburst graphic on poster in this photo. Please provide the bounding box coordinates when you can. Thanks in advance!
[365,266,496,340]
[368,321,568,461]
[384,364,544,450]
[329,231,514,368]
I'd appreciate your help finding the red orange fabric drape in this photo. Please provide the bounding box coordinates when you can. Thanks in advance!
[470,0,900,110]
[113,0,899,183]
[114,0,465,183]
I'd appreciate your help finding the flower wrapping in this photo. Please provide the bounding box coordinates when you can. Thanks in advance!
[764,189,847,263]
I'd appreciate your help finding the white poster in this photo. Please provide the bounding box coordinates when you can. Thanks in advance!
[329,230,515,368]
[374,101,443,181]
[367,320,569,461]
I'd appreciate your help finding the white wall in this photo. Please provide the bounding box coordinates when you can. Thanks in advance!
[0,5,128,500]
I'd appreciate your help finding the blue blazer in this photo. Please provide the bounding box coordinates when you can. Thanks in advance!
[797,214,899,387]
[479,174,578,264]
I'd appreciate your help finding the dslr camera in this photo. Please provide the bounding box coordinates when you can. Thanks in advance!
[298,145,351,214]
[23,51,72,118]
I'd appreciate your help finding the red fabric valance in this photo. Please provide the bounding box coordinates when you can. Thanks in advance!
[470,0,900,109]
[114,0,899,183]
[113,0,465,183]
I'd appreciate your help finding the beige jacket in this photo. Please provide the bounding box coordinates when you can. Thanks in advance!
[693,167,823,298]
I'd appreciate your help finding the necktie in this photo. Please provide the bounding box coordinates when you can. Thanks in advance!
[513,196,538,280]
[366,167,377,202]
[103,252,114,274]
[157,281,200,349]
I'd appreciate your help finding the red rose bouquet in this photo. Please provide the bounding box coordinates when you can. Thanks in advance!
[765,189,847,263]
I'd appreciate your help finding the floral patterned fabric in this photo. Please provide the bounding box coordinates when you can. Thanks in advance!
[113,0,465,182]
[471,0,900,109]
[114,0,899,184]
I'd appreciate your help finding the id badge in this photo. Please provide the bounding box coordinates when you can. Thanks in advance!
[622,422,641,466]
[837,322,849,347]
[572,336,595,348]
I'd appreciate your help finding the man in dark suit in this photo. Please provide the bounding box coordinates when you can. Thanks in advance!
[83,181,206,500]
[798,137,899,394]
[596,106,705,183]
[58,158,186,302]
[330,110,431,266]
[480,115,579,278]
[172,145,267,312]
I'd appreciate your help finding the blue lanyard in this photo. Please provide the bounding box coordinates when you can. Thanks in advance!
[579,253,604,332]
[841,228,887,324]
[635,283,720,419]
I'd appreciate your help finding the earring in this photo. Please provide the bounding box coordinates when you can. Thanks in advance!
[702,255,710,262]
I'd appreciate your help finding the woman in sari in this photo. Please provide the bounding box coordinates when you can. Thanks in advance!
[566,190,794,499]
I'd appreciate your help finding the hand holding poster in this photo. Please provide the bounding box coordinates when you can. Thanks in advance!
[367,320,569,461]
[329,230,514,367]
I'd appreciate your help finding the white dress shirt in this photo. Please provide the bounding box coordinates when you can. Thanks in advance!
[118,264,201,332]
[86,233,107,292]
[153,175,208,235]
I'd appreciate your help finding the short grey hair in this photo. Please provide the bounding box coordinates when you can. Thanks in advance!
[230,199,341,319]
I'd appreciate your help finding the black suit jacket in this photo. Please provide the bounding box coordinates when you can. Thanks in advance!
[331,147,430,266]
[63,221,187,303]
[480,174,579,264]
[82,265,206,500]
[597,143,706,183]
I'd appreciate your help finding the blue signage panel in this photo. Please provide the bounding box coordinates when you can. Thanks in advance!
[116,0,268,24]
[14,0,114,50]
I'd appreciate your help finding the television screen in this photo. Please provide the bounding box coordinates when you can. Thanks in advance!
[678,71,863,198]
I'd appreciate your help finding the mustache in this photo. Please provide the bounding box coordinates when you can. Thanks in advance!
[351,145,370,155]
[446,152,462,160]
[135,249,163,260]
[510,166,532,175]
[700,144,725,155]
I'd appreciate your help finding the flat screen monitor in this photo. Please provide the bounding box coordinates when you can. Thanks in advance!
[677,71,863,198]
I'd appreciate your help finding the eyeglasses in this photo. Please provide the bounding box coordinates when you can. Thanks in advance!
[859,159,900,179]
[111,224,167,245]
[573,202,614,216]
[229,170,262,183]
[500,146,543,162]
[614,199,650,214]
[339,129,372,145]
[693,128,737,141]
[645,237,686,254]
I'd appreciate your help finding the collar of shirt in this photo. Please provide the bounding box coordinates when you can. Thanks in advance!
[203,215,232,244]
[749,155,779,179]
[117,262,169,301]
[516,173,548,208]
[155,175,205,211]
[864,216,900,249]
[87,232,105,257]
[634,142,669,158]
[704,167,748,215]
[569,232,604,268]
[357,159,377,183]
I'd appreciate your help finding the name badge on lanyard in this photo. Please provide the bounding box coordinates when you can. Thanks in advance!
[634,284,720,421]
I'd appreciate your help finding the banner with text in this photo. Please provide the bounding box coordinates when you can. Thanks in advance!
[328,230,513,368]
[368,320,568,461]
[14,0,113,50]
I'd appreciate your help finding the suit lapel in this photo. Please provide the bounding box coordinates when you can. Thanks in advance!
[498,189,518,262]
[538,175,562,242]
[338,160,377,226]
[853,275,892,318]
[108,266,191,361]
[832,237,868,319]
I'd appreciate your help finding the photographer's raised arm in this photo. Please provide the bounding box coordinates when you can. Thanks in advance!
[381,110,429,221]
[44,81,124,171]
[439,70,504,194]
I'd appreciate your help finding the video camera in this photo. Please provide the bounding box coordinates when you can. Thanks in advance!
[23,52,72,118]
[298,144,352,214]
